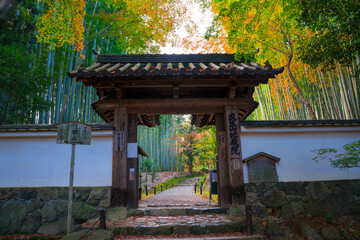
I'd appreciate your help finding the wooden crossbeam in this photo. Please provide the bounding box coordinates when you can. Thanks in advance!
[207,113,215,124]
[137,114,144,125]
[95,98,257,115]
[98,89,105,98]
[194,114,203,127]
[82,78,268,88]
[246,87,255,98]
[115,88,125,99]
[173,86,179,99]
[228,86,237,99]
[150,115,156,126]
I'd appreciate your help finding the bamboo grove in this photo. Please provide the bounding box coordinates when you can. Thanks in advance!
[1,0,359,172]
[1,0,186,124]
[188,0,360,120]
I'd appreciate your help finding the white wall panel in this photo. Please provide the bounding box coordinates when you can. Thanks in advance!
[241,127,360,182]
[0,131,113,187]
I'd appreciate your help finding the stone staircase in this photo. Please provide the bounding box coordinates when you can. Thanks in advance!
[71,206,266,239]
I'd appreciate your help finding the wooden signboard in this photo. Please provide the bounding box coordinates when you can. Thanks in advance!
[57,122,91,145]
[56,121,91,235]
[115,131,125,152]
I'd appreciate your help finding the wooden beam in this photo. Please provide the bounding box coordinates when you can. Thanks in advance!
[98,89,105,98]
[94,82,261,89]
[111,107,128,207]
[246,86,255,98]
[80,76,269,88]
[96,98,256,114]
[207,113,215,125]
[137,114,144,125]
[115,88,125,99]
[96,99,257,115]
[150,115,156,126]
[215,114,231,207]
[228,86,237,99]
[127,114,138,209]
[194,114,203,127]
[173,86,179,99]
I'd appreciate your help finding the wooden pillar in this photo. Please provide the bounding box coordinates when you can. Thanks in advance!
[127,114,138,209]
[224,106,245,205]
[215,113,231,207]
[111,107,128,206]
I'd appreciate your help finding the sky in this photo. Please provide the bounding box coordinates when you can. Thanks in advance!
[160,1,213,54]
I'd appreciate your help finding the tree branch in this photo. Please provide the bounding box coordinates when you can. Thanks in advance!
[285,35,317,120]
[269,24,284,34]
[255,39,290,57]
[83,20,141,52]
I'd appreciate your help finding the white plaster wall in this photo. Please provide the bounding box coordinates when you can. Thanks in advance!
[0,131,113,187]
[241,126,360,182]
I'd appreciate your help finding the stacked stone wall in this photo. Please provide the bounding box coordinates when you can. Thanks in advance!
[1,180,359,235]
[0,186,110,235]
[245,179,360,218]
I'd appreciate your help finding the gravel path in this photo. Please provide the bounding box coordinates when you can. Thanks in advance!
[140,177,213,207]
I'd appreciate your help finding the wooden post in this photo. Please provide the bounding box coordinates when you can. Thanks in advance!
[246,205,252,235]
[99,209,106,230]
[216,159,220,207]
[215,113,231,207]
[154,187,156,195]
[127,114,138,209]
[224,106,245,205]
[112,107,128,207]
[145,186,148,196]
[66,144,75,234]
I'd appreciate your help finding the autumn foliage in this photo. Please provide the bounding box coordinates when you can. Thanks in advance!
[36,0,187,53]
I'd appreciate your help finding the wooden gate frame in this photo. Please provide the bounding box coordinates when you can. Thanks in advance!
[70,53,283,208]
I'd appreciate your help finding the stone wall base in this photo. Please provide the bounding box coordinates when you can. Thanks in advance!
[0,186,110,235]
[244,179,360,218]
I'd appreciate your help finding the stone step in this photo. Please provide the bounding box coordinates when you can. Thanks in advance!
[143,236,265,240]
[110,214,246,236]
[129,207,229,216]
[113,222,245,236]
[63,229,265,240]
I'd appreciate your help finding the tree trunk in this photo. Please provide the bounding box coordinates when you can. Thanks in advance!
[0,0,18,27]
[189,154,193,173]
[0,90,13,124]
[286,37,317,120]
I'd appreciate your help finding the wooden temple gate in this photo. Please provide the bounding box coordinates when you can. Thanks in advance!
[70,54,283,208]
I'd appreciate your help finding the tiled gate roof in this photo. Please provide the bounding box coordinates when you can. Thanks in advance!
[69,54,284,127]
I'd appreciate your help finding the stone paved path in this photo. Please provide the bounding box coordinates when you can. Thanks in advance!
[140,177,215,207]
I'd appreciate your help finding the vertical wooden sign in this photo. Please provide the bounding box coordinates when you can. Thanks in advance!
[115,131,124,152]
[217,132,226,159]
[225,107,245,205]
[225,107,242,170]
